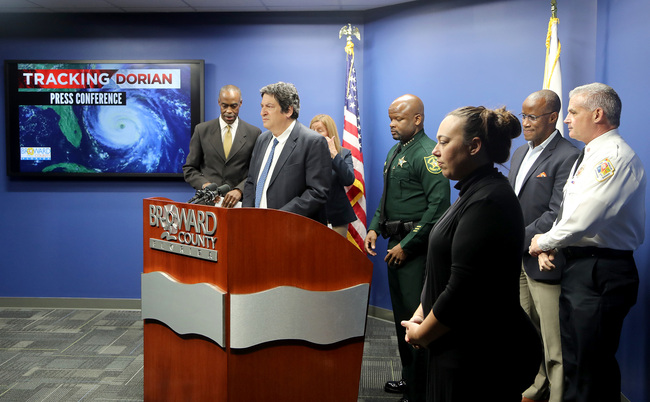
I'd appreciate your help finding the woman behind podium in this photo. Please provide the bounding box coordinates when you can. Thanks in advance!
[310,114,356,236]
[401,106,542,401]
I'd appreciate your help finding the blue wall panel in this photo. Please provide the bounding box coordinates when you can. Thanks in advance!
[595,1,650,400]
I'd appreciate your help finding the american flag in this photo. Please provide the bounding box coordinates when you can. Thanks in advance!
[342,39,366,251]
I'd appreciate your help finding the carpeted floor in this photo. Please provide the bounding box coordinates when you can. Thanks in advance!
[0,308,403,401]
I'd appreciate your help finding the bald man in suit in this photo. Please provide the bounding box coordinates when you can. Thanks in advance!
[183,85,262,207]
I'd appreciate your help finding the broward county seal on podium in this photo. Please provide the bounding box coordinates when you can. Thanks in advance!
[141,197,373,401]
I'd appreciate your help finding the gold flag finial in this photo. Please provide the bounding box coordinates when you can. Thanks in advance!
[339,23,360,43]
[551,0,557,19]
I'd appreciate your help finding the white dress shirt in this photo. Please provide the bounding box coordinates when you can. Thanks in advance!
[514,131,558,195]
[257,120,295,209]
[538,130,646,251]
[219,116,238,143]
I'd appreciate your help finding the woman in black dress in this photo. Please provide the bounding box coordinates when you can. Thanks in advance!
[401,106,542,401]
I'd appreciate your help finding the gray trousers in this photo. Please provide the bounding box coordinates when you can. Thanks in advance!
[520,266,564,402]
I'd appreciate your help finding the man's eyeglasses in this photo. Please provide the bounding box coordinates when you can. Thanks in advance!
[519,112,554,122]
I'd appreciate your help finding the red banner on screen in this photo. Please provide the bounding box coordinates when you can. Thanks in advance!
[18,69,181,89]
[18,69,118,89]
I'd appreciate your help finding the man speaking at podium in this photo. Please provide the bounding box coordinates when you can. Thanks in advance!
[243,82,331,224]
[183,85,262,208]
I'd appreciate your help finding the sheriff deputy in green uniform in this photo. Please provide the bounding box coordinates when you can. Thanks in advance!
[365,94,450,402]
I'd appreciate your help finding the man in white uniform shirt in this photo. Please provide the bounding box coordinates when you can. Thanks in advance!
[530,83,646,402]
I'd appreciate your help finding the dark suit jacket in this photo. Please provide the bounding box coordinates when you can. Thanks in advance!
[508,132,580,282]
[327,148,357,226]
[183,117,262,192]
[243,121,331,224]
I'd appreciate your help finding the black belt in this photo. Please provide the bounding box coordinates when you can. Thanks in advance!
[379,220,416,240]
[564,246,633,260]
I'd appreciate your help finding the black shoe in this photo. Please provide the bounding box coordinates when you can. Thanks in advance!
[398,398,409,402]
[384,379,407,393]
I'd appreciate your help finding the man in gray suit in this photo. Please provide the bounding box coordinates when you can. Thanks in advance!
[243,82,330,224]
[508,89,579,402]
[183,85,262,207]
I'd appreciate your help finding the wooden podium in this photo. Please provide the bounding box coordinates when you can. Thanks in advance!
[142,198,373,401]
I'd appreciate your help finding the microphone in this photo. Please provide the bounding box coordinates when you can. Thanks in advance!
[217,183,231,195]
[203,183,220,192]
[187,189,204,204]
[200,183,231,205]
[188,183,231,204]
[202,183,231,196]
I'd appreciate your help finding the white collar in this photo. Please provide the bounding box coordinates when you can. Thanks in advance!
[527,130,558,151]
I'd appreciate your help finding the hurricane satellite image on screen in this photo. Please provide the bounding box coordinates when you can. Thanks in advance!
[14,62,196,175]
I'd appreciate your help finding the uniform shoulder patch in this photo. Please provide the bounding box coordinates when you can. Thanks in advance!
[594,158,615,182]
[424,155,442,174]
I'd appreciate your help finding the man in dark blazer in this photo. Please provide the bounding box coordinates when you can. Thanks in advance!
[243,82,330,224]
[508,89,579,402]
[183,85,262,207]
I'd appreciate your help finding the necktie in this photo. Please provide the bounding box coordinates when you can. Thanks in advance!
[223,125,232,158]
[572,148,585,176]
[379,143,402,224]
[255,138,279,208]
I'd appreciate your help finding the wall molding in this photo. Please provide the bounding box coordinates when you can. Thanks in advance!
[367,305,394,322]
[0,297,141,310]
[0,298,394,322]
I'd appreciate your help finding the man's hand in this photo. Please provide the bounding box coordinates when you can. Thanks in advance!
[221,189,242,208]
[529,234,544,257]
[364,230,378,256]
[385,243,407,266]
[538,250,557,271]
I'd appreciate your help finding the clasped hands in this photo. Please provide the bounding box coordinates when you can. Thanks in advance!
[529,234,557,271]
[401,314,425,350]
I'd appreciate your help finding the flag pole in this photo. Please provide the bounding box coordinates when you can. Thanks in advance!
[339,23,366,251]
[339,24,360,98]
[544,0,563,134]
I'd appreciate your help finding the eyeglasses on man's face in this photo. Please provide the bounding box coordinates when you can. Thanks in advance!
[519,112,554,122]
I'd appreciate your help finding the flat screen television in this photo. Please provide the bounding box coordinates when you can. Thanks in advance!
[5,59,204,178]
